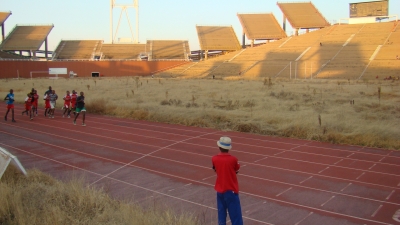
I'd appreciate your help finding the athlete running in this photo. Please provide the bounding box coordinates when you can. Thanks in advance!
[48,90,58,118]
[22,93,33,120]
[32,89,39,116]
[70,90,78,116]
[73,91,86,126]
[62,91,72,118]
[4,89,16,122]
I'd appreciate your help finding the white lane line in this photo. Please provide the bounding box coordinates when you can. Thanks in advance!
[202,175,216,181]
[0,143,394,225]
[168,189,175,192]
[11,105,400,165]
[320,196,335,207]
[299,176,313,184]
[15,118,400,184]
[294,212,313,225]
[276,187,293,197]
[90,131,218,185]
[356,172,365,180]
[10,114,400,179]
[254,156,268,163]
[274,151,286,156]
[341,183,352,192]
[347,153,355,158]
[369,164,376,170]
[318,167,329,174]
[333,159,343,165]
[371,205,383,217]
[386,190,395,200]
[184,183,192,186]
[379,157,386,162]
[1,143,273,225]
[2,126,400,206]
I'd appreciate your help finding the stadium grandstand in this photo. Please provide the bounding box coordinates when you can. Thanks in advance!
[146,40,190,61]
[158,21,400,80]
[0,24,53,59]
[237,13,287,47]
[196,25,241,60]
[52,40,103,60]
[101,44,145,60]
[277,2,330,35]
[0,11,12,41]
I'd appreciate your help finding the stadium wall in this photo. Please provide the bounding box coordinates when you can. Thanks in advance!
[0,61,187,78]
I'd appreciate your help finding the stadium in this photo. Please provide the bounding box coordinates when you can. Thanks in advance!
[1,1,400,225]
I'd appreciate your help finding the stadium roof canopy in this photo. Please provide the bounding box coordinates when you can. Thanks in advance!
[0,11,11,25]
[196,25,241,51]
[237,13,287,40]
[101,44,145,59]
[0,25,54,51]
[53,40,103,60]
[146,40,190,60]
[277,2,330,29]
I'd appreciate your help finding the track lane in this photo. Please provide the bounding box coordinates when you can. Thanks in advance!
[1,106,398,224]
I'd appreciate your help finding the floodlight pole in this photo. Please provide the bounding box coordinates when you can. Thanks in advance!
[110,0,139,44]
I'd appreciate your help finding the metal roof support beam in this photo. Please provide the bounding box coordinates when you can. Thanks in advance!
[1,24,4,41]
[44,37,48,60]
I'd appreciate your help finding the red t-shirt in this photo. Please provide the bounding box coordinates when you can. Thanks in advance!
[212,152,240,193]
[71,93,77,106]
[64,95,71,105]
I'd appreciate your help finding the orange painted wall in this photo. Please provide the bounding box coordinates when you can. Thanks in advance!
[0,61,187,78]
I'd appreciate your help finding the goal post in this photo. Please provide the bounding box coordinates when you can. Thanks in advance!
[30,71,49,80]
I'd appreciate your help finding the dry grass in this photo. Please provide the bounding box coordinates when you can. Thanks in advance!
[1,77,399,149]
[0,166,200,225]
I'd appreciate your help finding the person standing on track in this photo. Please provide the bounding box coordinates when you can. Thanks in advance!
[212,137,243,225]
[48,90,58,118]
[4,89,16,122]
[73,91,86,126]
[62,91,72,118]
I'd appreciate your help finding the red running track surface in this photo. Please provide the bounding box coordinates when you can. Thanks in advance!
[1,105,400,225]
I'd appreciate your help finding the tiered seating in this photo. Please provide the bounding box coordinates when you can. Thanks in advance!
[196,26,241,51]
[146,40,190,60]
[237,13,286,40]
[243,28,331,78]
[318,22,395,79]
[53,40,102,59]
[0,25,53,51]
[363,22,400,79]
[101,44,145,59]
[165,21,398,80]
[277,2,330,28]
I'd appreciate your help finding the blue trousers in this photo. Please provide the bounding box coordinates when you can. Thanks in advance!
[217,191,243,225]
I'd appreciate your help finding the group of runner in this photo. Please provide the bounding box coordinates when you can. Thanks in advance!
[4,86,86,126]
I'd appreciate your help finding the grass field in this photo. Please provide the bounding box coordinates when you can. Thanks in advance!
[1,76,399,149]
[0,166,200,225]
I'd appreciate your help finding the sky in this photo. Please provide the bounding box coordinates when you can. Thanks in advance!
[1,0,399,51]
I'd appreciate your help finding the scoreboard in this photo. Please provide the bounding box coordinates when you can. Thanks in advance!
[349,0,389,18]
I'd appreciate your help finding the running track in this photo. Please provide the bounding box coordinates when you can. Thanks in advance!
[1,105,400,225]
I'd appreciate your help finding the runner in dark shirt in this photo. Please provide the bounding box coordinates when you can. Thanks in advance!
[73,92,86,126]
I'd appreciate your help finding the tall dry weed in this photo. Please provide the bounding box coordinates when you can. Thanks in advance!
[0,166,200,225]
